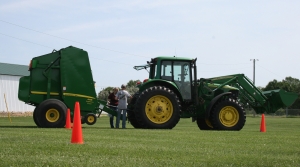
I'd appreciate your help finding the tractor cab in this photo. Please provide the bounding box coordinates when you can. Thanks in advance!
[134,57,197,100]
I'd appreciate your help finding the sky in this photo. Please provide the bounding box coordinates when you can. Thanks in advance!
[0,0,299,93]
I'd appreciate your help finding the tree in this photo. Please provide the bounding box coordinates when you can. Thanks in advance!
[126,80,140,88]
[97,87,114,101]
[263,77,300,109]
[263,79,280,90]
[282,77,300,93]
[97,80,141,102]
[126,80,140,95]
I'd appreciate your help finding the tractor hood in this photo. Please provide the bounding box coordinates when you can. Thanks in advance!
[207,83,239,90]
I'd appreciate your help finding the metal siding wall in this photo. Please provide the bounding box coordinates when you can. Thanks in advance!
[0,75,35,112]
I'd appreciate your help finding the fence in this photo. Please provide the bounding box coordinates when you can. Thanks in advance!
[245,108,300,117]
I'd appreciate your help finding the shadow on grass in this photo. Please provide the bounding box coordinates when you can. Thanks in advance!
[0,125,138,130]
[0,125,38,128]
[83,126,137,130]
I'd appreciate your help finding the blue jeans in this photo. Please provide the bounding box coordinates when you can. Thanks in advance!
[109,106,117,128]
[108,114,114,128]
[116,109,127,128]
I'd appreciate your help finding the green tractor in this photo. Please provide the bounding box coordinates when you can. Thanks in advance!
[128,57,298,130]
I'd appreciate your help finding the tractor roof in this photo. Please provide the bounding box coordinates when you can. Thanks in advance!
[133,56,195,71]
[154,56,194,61]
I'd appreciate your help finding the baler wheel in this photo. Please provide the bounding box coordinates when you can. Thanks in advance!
[210,98,246,130]
[33,107,41,127]
[36,99,67,128]
[84,113,97,125]
[135,86,181,129]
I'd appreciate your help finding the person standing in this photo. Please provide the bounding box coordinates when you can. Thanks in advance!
[115,84,132,129]
[107,87,119,128]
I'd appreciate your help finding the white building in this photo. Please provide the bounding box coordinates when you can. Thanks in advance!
[0,62,34,112]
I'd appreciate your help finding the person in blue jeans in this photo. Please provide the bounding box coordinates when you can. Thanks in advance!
[107,87,119,128]
[115,84,132,129]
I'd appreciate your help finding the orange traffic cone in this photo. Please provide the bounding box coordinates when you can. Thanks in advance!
[71,102,84,144]
[65,108,71,129]
[260,114,266,132]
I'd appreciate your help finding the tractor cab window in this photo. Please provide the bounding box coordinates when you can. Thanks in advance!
[161,61,172,81]
[173,61,191,100]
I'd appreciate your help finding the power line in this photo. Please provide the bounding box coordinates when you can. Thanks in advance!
[199,67,251,72]
[0,20,254,67]
[0,30,254,68]
[5,27,283,87]
[0,32,53,49]
[89,56,133,66]
[0,19,257,67]
[198,62,251,66]
[0,32,136,66]
[0,19,150,58]
[256,64,283,78]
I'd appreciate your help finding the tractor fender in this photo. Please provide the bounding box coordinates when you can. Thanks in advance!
[205,92,232,119]
[139,80,182,100]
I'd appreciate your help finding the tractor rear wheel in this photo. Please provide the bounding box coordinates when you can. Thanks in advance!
[197,117,214,130]
[210,98,246,130]
[135,86,181,129]
[127,92,142,128]
[84,113,97,125]
[36,99,67,128]
[127,110,141,128]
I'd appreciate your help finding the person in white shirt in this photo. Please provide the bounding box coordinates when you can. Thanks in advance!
[115,84,132,129]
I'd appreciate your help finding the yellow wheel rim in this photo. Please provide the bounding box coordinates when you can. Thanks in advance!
[87,115,95,123]
[145,95,173,124]
[46,109,60,122]
[219,106,239,127]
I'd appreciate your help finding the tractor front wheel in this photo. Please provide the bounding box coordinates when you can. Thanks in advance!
[36,99,67,128]
[210,98,246,130]
[134,86,181,129]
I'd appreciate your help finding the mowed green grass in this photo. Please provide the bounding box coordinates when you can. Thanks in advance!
[0,116,300,167]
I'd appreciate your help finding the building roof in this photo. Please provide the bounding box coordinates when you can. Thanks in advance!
[0,62,30,76]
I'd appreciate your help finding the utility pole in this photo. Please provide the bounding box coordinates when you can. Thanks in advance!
[250,59,258,117]
[250,59,259,85]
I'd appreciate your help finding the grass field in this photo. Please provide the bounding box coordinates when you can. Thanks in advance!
[0,115,300,167]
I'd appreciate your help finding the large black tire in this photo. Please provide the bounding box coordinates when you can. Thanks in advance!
[197,117,214,130]
[134,86,181,129]
[127,92,142,128]
[84,113,97,125]
[33,107,41,127]
[36,99,67,128]
[210,98,246,131]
